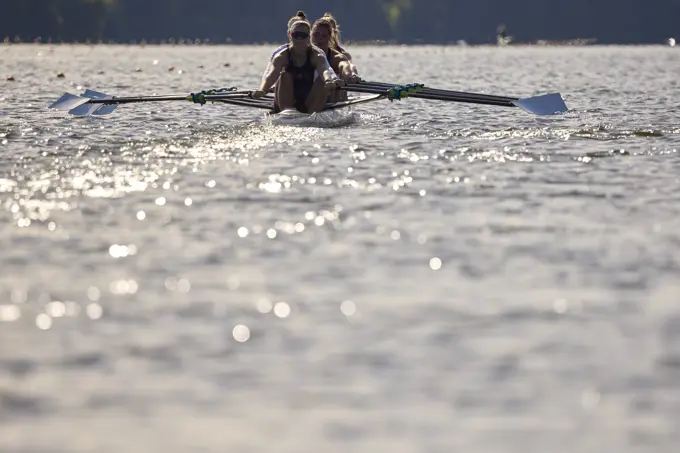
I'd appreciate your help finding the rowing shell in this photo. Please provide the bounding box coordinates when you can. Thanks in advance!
[213,93,383,114]
[210,93,383,126]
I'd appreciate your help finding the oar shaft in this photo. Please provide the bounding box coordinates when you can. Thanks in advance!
[84,91,253,105]
[213,98,274,110]
[409,92,513,107]
[354,81,518,102]
[343,86,515,107]
[86,95,187,104]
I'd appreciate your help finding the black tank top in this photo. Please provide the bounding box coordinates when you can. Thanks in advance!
[325,48,342,65]
[281,46,316,112]
[286,46,315,86]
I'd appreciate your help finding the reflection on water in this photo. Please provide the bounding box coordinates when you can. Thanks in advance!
[1,44,680,453]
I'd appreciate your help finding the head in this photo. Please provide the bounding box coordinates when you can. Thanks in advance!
[311,18,335,51]
[287,11,311,49]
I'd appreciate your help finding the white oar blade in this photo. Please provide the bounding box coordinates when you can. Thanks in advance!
[68,95,114,116]
[512,93,568,115]
[68,102,104,116]
[81,90,117,115]
[49,93,91,111]
[91,104,118,116]
[81,89,109,99]
[50,90,116,115]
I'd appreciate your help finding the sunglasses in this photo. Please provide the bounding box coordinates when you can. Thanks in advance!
[290,31,309,40]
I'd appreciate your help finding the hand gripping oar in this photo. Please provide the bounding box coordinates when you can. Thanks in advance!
[344,82,568,115]
[49,87,253,116]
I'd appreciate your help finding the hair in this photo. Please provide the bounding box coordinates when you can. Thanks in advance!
[321,12,347,53]
[311,17,339,50]
[287,10,310,32]
[322,12,338,31]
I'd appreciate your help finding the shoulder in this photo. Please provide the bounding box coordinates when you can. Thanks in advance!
[310,44,326,56]
[309,45,328,61]
[332,49,348,63]
[271,47,289,64]
[270,44,288,58]
[335,45,352,60]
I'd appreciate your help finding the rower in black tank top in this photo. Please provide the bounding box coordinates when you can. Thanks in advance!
[324,48,347,102]
[325,48,342,68]
[283,46,316,113]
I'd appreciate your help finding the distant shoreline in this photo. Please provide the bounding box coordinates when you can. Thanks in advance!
[1,42,675,48]
[2,37,677,47]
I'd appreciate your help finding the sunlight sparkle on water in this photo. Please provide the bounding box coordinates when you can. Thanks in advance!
[0,305,21,322]
[232,325,251,342]
[273,302,291,318]
[553,298,569,314]
[87,286,101,301]
[46,301,66,318]
[36,313,52,330]
[165,277,191,292]
[109,244,138,258]
[86,303,103,320]
[110,280,139,294]
[340,300,357,317]
[256,298,273,314]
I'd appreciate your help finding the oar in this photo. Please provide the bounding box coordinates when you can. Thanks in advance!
[212,98,275,110]
[49,87,252,116]
[343,83,568,115]
[324,93,385,111]
[355,80,518,103]
[343,85,514,107]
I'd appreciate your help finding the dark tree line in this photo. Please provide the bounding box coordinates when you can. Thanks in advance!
[1,0,679,44]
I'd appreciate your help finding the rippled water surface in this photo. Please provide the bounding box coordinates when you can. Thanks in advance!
[1,44,680,453]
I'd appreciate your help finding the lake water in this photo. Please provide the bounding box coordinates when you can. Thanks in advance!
[1,43,679,453]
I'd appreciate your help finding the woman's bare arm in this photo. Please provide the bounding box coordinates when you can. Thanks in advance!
[311,50,343,86]
[257,53,286,93]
